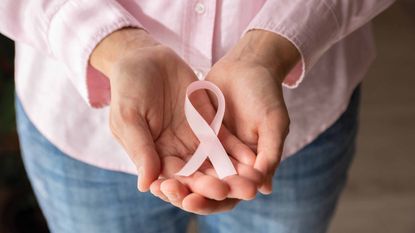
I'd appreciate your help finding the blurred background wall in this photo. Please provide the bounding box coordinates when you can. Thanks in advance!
[329,1,415,232]
[0,1,414,233]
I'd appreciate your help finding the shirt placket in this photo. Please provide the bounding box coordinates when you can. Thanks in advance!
[183,0,217,80]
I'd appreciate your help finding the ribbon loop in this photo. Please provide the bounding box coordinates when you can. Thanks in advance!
[176,80,237,179]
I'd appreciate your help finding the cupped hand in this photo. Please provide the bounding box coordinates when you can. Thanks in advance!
[205,30,300,194]
[151,30,300,214]
[90,28,263,213]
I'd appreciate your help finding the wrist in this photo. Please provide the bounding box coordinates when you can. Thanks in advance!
[90,28,159,77]
[225,29,300,83]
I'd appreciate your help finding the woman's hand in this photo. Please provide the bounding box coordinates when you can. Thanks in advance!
[206,29,300,194]
[90,28,262,213]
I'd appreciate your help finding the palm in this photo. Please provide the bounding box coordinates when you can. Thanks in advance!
[206,59,290,194]
[109,46,261,208]
[128,49,204,162]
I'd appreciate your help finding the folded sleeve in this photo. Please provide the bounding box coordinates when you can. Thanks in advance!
[244,0,396,88]
[0,0,142,107]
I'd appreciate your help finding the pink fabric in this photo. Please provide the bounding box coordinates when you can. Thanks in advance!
[0,0,394,174]
[177,81,236,179]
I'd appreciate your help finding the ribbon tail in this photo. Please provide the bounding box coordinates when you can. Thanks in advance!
[176,144,208,177]
[208,139,237,179]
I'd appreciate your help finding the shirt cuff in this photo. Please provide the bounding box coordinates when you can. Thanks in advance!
[244,0,339,88]
[48,0,142,107]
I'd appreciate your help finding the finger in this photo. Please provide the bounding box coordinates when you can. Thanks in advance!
[160,179,190,208]
[110,110,160,192]
[161,156,230,200]
[203,159,263,200]
[234,159,264,186]
[222,175,256,200]
[254,112,288,195]
[218,126,256,166]
[258,175,274,195]
[182,193,240,215]
[150,178,169,202]
[203,158,263,185]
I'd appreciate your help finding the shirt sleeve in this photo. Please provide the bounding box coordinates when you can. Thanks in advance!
[244,0,396,88]
[0,0,142,107]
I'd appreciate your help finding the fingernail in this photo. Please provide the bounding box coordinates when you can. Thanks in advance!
[259,187,272,195]
[137,179,143,192]
[258,176,273,195]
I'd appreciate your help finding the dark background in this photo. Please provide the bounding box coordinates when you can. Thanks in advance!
[0,34,49,233]
[1,1,414,233]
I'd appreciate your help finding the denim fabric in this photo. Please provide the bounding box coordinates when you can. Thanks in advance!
[15,87,359,233]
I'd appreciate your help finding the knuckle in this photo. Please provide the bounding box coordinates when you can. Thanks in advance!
[110,105,141,132]
[118,106,139,124]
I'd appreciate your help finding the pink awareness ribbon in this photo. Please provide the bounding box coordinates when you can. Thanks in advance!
[176,80,237,179]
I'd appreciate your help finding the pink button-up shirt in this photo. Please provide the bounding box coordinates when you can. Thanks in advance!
[1,0,394,174]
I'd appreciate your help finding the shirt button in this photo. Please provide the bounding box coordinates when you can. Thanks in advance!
[194,3,205,14]
[194,69,204,80]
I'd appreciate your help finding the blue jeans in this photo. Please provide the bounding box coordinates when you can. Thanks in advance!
[16,87,359,233]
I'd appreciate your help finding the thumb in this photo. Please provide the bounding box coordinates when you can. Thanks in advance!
[110,112,161,192]
[254,112,289,195]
